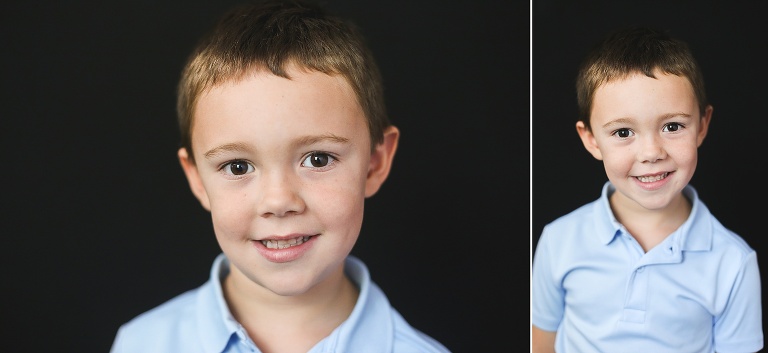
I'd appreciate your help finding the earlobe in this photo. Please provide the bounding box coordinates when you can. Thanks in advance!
[178,148,211,211]
[576,120,603,160]
[364,126,399,198]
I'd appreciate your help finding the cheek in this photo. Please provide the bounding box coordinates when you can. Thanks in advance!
[307,164,368,241]
[672,143,699,169]
[207,188,255,238]
[309,177,366,230]
[600,149,633,174]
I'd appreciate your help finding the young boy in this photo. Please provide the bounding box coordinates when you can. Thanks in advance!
[109,1,451,352]
[531,27,763,352]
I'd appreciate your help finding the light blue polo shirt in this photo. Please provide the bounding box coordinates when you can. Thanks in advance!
[111,253,450,353]
[532,182,763,353]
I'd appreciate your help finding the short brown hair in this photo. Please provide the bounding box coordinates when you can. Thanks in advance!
[176,0,389,160]
[575,26,708,130]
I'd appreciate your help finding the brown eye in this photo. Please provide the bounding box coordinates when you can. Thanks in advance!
[663,122,682,132]
[616,129,631,138]
[308,153,329,167]
[301,152,336,169]
[225,160,253,175]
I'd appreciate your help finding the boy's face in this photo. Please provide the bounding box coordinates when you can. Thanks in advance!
[576,70,711,212]
[178,63,398,297]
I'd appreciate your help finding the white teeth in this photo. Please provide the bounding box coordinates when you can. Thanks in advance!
[637,172,668,183]
[261,236,311,249]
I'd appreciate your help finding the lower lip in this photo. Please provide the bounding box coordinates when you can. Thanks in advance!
[252,236,316,263]
[635,174,670,191]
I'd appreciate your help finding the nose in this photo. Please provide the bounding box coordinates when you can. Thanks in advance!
[637,134,666,163]
[256,169,305,217]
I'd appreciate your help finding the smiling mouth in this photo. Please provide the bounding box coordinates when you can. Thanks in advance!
[636,172,669,183]
[261,236,312,249]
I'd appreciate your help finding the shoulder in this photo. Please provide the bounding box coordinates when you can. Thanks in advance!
[122,287,199,330]
[546,200,599,229]
[109,255,231,353]
[688,188,756,257]
[389,310,452,353]
[110,286,204,353]
[544,182,610,230]
[534,190,620,271]
[710,218,756,258]
[344,256,451,352]
[539,197,604,246]
[539,182,618,244]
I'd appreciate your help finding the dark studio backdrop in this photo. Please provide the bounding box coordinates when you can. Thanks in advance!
[2,0,525,352]
[533,0,768,345]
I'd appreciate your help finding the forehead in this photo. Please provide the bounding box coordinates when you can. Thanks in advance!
[592,71,698,122]
[199,63,358,110]
[191,65,368,152]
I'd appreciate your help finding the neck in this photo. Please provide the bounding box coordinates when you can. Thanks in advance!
[609,191,691,252]
[222,264,359,353]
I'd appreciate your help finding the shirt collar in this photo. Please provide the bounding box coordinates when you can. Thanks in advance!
[594,181,713,252]
[329,255,395,351]
[595,182,623,245]
[193,254,395,353]
[197,253,241,353]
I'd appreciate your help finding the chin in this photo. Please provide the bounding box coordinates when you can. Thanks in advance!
[266,281,318,297]
[254,269,322,295]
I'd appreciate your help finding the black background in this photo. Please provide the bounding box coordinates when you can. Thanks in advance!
[2,0,525,352]
[533,0,768,346]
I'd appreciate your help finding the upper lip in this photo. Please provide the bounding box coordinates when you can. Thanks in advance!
[635,171,669,177]
[255,233,316,241]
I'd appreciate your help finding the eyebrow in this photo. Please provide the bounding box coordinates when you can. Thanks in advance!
[293,133,349,148]
[601,117,633,129]
[601,112,692,129]
[203,142,252,159]
[202,133,350,160]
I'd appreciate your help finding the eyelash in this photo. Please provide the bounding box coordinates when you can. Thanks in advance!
[299,151,339,170]
[217,151,339,177]
[610,122,685,138]
[219,160,253,176]
[662,122,685,132]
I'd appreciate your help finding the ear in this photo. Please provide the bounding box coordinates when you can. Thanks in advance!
[696,105,713,147]
[178,148,211,211]
[576,120,603,161]
[364,126,399,197]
